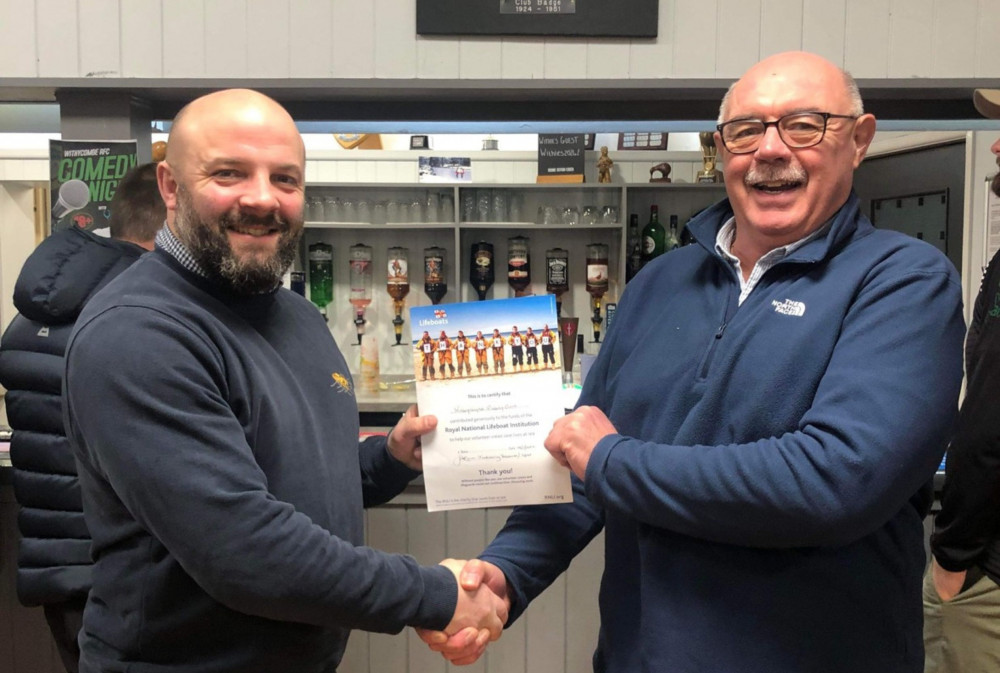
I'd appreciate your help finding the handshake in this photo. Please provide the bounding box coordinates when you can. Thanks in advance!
[419,558,509,666]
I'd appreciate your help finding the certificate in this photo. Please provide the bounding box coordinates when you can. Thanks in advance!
[410,295,572,511]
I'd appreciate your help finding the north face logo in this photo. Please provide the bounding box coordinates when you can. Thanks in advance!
[772,299,806,317]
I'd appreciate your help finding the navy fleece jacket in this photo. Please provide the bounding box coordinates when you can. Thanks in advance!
[481,193,965,673]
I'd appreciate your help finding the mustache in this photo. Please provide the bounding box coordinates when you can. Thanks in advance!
[992,172,1000,199]
[218,209,293,231]
[744,163,807,186]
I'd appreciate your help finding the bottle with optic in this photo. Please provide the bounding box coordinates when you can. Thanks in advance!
[641,205,666,263]
[308,241,333,319]
[665,215,681,252]
[469,241,495,301]
[424,246,448,305]
[348,244,373,344]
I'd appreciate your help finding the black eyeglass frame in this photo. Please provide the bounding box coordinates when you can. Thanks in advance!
[716,112,859,154]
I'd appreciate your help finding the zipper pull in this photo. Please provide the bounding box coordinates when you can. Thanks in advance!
[715,323,727,339]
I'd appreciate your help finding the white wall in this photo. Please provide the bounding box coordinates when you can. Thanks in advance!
[2,0,1000,80]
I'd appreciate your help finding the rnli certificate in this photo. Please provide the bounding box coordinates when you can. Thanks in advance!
[410,295,572,512]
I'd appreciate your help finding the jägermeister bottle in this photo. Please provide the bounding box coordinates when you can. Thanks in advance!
[641,205,665,264]
[424,246,448,305]
[308,241,333,319]
[469,241,495,301]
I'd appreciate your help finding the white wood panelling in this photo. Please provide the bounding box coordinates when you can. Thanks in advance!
[845,0,889,78]
[205,0,247,78]
[975,0,1000,77]
[78,0,120,77]
[247,0,289,79]
[35,0,79,77]
[930,0,978,78]
[332,0,375,77]
[163,0,205,77]
[289,0,333,77]
[585,41,630,81]
[543,40,588,79]
[801,0,845,66]
[418,38,461,80]
[500,38,544,80]
[760,0,803,58]
[672,0,717,77]
[4,0,1000,80]
[375,0,417,78]
[715,0,761,79]
[121,0,163,78]
[460,39,503,80]
[888,0,934,78]
[0,0,37,76]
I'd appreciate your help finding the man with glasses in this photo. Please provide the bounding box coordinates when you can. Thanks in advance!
[923,89,1000,673]
[423,51,965,673]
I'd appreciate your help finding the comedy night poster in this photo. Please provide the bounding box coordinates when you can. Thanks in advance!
[49,139,138,234]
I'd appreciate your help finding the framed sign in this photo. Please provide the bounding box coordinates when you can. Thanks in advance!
[417,0,658,38]
[537,134,585,183]
[618,132,668,151]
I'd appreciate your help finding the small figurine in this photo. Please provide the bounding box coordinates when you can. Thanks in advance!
[649,162,672,183]
[597,146,614,183]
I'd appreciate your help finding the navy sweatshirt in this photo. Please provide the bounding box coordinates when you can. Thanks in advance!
[64,249,455,673]
[481,193,965,673]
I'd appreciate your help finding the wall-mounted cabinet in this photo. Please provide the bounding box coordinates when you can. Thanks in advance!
[300,182,728,408]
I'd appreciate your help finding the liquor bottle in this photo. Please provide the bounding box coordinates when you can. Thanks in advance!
[307,241,333,319]
[507,236,531,297]
[625,213,642,282]
[586,243,609,342]
[641,205,665,264]
[469,241,495,301]
[545,248,569,315]
[665,215,681,252]
[679,222,695,247]
[348,244,373,345]
[387,246,410,346]
[424,246,448,305]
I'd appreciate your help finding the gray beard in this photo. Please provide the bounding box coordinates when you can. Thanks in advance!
[175,188,302,295]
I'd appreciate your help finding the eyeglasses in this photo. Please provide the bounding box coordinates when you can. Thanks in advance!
[716,112,859,154]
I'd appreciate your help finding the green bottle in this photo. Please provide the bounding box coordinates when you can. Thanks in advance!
[308,241,333,318]
[641,205,665,263]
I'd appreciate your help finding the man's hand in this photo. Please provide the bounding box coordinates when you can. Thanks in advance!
[416,559,511,666]
[386,405,437,471]
[931,557,967,601]
[544,405,617,480]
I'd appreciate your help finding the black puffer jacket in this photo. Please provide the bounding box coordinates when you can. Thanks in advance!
[0,227,144,605]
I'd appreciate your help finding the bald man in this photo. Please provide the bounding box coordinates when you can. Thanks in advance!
[424,52,965,673]
[63,89,505,673]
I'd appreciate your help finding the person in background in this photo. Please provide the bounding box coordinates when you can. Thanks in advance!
[62,89,505,673]
[0,162,162,673]
[923,88,1000,673]
[423,51,965,673]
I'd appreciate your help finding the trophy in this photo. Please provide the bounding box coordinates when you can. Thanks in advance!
[586,243,609,342]
[697,131,721,183]
[386,246,409,346]
[558,316,579,386]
